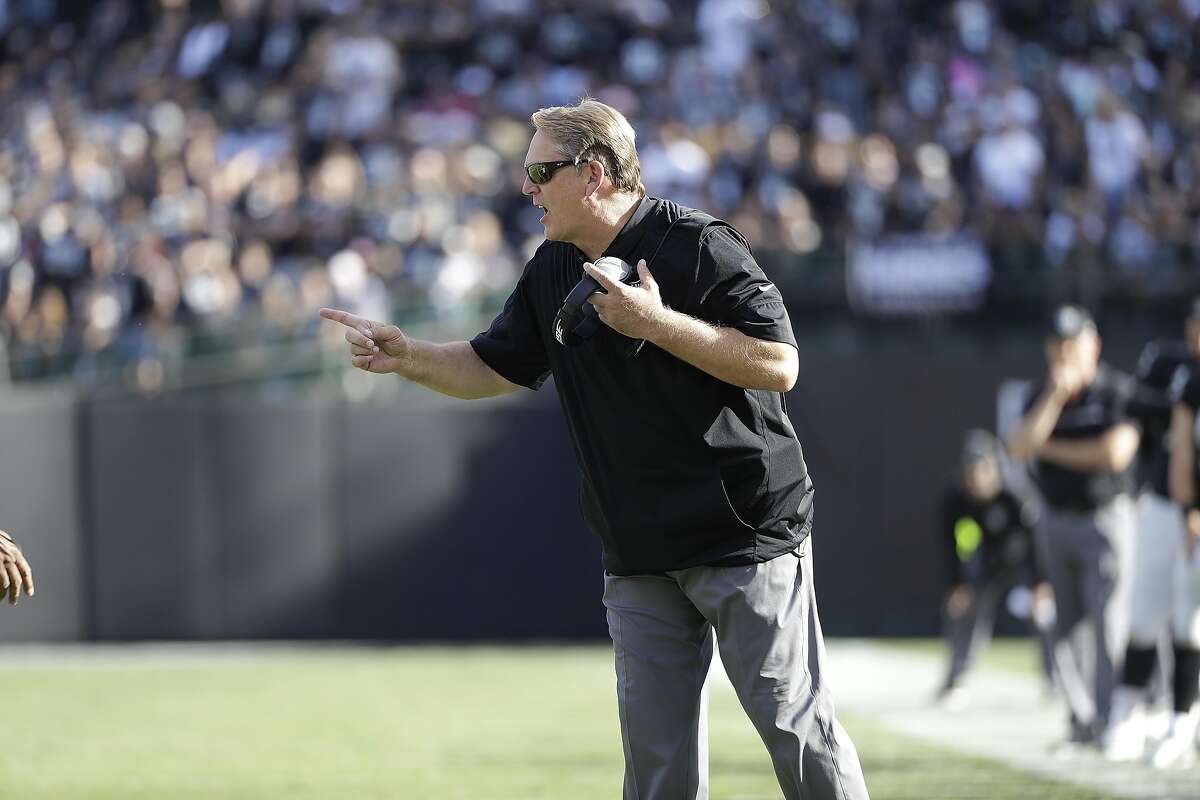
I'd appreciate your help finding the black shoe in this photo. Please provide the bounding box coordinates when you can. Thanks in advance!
[1067,718,1102,747]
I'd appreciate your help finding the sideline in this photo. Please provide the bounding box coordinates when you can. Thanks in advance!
[791,641,1197,800]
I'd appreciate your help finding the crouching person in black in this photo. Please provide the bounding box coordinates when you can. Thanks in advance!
[937,430,1052,708]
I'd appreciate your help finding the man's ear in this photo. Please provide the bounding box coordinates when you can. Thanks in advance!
[584,159,606,198]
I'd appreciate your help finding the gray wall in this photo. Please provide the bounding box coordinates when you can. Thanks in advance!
[0,333,1148,641]
[84,395,342,639]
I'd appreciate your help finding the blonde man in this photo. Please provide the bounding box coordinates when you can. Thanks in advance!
[322,99,869,800]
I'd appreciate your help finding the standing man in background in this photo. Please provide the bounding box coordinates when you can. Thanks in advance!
[1007,305,1140,747]
[936,429,1050,709]
[1104,309,1199,765]
[321,99,869,800]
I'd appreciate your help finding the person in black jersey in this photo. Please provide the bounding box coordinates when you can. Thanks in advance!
[320,99,868,800]
[1007,305,1141,747]
[1103,311,1200,764]
[1144,308,1200,769]
[936,430,1050,708]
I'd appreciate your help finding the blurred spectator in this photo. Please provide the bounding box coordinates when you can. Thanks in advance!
[973,92,1044,210]
[1085,93,1149,210]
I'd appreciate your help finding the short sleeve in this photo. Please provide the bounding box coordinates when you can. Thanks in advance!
[469,263,550,391]
[1170,364,1200,410]
[692,228,797,348]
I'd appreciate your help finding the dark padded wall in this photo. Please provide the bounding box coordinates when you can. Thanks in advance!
[339,391,603,639]
[204,397,339,638]
[0,330,1149,641]
[85,396,340,640]
[87,396,213,639]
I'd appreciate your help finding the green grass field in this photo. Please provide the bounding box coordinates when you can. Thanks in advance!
[1,641,1115,799]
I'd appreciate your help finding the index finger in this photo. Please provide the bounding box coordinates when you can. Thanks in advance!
[319,308,368,330]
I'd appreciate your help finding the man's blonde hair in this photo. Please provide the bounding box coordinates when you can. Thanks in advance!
[531,98,645,196]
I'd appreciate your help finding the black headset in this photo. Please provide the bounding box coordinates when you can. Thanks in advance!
[553,213,694,349]
[553,256,632,347]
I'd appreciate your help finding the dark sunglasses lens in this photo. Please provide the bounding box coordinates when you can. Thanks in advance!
[528,164,549,184]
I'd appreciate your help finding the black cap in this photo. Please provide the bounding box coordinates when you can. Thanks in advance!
[961,429,1001,470]
[1047,305,1097,340]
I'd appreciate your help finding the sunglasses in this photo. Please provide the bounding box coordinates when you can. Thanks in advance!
[525,159,577,185]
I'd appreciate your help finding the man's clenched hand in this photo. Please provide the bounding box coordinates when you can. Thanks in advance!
[582,259,665,342]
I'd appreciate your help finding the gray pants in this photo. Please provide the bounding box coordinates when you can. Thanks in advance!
[942,573,1056,690]
[1129,492,1200,648]
[603,541,869,800]
[1036,496,1136,728]
[943,577,1005,689]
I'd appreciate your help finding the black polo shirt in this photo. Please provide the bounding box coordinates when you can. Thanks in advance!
[1024,364,1137,512]
[470,196,813,575]
[1128,340,1191,498]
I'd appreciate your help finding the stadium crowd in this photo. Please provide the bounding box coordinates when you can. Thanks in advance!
[0,0,1198,382]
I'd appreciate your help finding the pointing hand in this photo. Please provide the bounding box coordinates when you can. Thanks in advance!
[319,308,410,374]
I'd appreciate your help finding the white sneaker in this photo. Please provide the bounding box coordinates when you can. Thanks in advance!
[1149,710,1199,770]
[1149,730,1198,769]
[1144,707,1172,742]
[1103,688,1147,762]
[1104,712,1149,761]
